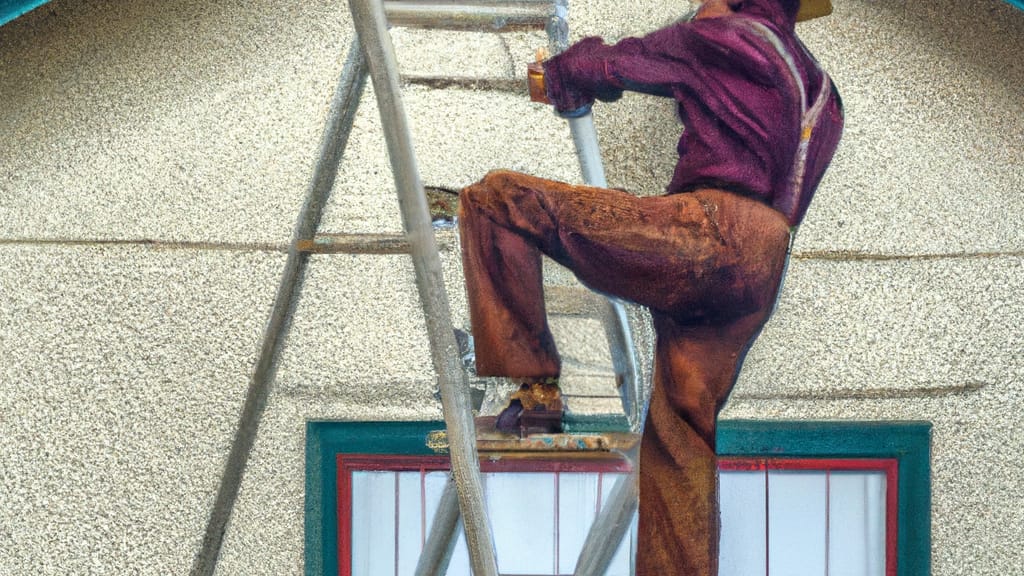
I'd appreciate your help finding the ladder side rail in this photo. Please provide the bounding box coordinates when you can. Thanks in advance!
[347,1,500,575]
[573,469,639,576]
[414,477,463,576]
[550,3,643,433]
[194,40,369,576]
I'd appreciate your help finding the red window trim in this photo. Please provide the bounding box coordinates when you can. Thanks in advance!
[337,454,898,576]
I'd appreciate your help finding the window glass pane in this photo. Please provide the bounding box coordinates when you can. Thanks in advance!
[351,471,397,576]
[347,462,890,576]
[719,470,768,576]
[486,472,557,575]
[557,472,602,574]
[768,471,827,576]
[829,471,886,576]
[397,472,424,576]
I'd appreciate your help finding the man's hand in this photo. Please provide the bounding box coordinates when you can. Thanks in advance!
[527,47,551,104]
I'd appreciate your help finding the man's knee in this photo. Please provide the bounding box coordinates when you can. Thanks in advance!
[479,169,524,193]
[460,170,526,217]
[463,170,508,200]
[665,386,717,441]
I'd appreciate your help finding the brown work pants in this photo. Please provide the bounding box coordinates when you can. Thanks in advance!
[459,170,791,576]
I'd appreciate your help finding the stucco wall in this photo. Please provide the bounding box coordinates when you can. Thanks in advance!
[1,0,1021,574]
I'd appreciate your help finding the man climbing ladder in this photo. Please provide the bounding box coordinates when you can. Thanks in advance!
[459,0,843,573]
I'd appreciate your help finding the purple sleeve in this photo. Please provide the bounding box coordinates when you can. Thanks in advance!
[541,37,616,114]
[541,20,772,114]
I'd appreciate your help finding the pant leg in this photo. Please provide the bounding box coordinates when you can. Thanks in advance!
[634,193,791,576]
[637,309,781,576]
[460,169,790,575]
[459,171,563,378]
[460,170,789,372]
[458,169,724,377]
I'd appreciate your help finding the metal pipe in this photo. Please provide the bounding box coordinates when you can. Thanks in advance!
[346,1,499,575]
[384,1,550,30]
[573,469,639,576]
[566,114,607,188]
[600,297,642,431]
[414,478,462,576]
[550,6,644,573]
[566,112,642,434]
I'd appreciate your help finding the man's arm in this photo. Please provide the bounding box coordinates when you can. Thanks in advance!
[542,18,781,115]
[542,33,674,114]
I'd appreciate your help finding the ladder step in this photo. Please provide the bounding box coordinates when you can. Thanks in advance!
[402,75,525,94]
[465,431,639,453]
[428,429,638,453]
[296,232,455,254]
[544,285,607,316]
[384,1,552,31]
[476,431,637,453]
[427,428,639,453]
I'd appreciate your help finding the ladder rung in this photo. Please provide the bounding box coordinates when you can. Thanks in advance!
[296,232,455,254]
[477,432,638,453]
[403,75,525,94]
[383,1,552,31]
[544,285,606,316]
[475,431,639,453]
[297,233,410,254]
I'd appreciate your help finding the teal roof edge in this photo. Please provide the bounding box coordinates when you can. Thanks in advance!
[0,0,49,27]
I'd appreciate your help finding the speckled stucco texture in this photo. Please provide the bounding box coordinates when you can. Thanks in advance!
[1,0,335,571]
[320,85,583,234]
[2,0,1023,574]
[0,245,283,573]
[0,0,349,243]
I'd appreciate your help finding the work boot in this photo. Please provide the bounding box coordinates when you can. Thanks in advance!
[495,378,563,435]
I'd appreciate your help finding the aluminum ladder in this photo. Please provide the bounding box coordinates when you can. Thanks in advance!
[190,1,642,573]
[347,1,642,574]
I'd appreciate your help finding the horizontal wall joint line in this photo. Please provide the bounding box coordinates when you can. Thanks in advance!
[0,238,287,253]
[793,250,1024,262]
[733,381,988,401]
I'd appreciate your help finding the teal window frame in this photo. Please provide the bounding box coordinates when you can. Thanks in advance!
[306,420,931,576]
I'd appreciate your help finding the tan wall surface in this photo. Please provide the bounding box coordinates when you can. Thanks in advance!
[2,0,1021,574]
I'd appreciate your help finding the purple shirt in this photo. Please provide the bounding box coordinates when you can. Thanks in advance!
[543,1,843,226]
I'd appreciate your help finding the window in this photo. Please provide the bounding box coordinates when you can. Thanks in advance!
[339,455,633,576]
[718,458,894,576]
[306,421,930,576]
